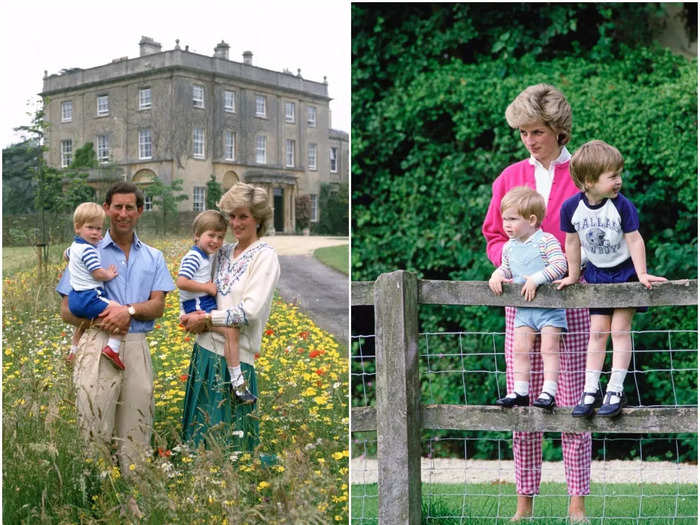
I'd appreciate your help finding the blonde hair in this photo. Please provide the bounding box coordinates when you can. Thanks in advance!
[570,140,624,190]
[217,182,273,236]
[192,210,227,238]
[73,202,105,229]
[505,83,572,146]
[500,186,546,227]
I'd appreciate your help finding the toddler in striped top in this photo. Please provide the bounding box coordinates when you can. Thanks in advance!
[488,186,568,409]
[65,202,124,369]
[176,210,255,404]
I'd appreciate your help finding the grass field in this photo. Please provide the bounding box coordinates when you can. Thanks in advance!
[351,482,698,524]
[314,244,349,275]
[3,238,349,523]
[2,244,68,275]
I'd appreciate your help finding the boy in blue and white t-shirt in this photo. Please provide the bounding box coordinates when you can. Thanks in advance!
[65,202,124,369]
[176,210,255,404]
[557,140,666,418]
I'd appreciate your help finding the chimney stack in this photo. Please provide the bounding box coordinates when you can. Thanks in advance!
[243,50,253,65]
[139,36,162,57]
[214,40,230,60]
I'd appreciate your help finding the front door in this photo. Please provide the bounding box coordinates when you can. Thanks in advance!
[273,187,284,232]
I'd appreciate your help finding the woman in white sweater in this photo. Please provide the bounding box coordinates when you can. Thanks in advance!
[180,183,280,452]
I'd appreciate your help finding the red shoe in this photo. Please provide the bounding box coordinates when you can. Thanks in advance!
[102,345,125,370]
[65,352,76,363]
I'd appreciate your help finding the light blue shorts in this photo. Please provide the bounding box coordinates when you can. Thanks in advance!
[514,307,568,332]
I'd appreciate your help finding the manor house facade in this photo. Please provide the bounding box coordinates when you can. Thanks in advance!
[41,36,348,233]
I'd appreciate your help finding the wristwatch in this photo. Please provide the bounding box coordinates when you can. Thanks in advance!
[127,304,136,317]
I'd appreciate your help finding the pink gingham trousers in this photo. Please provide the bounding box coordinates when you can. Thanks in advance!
[505,306,592,496]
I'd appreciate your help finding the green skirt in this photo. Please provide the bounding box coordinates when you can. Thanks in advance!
[181,343,259,451]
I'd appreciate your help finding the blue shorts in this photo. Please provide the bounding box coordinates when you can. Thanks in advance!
[181,294,217,314]
[584,258,647,316]
[514,307,568,332]
[68,288,110,319]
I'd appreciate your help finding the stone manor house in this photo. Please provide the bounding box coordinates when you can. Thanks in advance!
[41,36,348,233]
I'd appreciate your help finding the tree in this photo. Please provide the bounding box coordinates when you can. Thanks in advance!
[205,174,223,210]
[295,195,312,232]
[147,177,189,234]
[61,142,97,210]
[317,183,349,235]
[2,139,41,214]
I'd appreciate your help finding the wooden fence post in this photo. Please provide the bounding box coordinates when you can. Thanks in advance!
[374,270,422,524]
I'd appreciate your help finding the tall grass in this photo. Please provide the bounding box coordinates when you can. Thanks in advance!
[3,238,349,523]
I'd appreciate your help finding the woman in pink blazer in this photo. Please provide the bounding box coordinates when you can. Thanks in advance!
[482,83,590,522]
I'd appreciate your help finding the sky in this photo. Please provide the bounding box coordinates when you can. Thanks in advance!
[0,1,350,148]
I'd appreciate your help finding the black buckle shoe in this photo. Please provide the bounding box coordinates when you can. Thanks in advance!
[233,385,257,405]
[496,393,529,407]
[597,391,625,418]
[572,390,603,418]
[532,391,556,409]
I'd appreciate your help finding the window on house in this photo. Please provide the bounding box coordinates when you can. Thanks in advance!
[97,95,109,116]
[193,186,205,212]
[330,146,338,173]
[144,195,153,211]
[139,88,151,110]
[193,85,205,108]
[60,139,72,167]
[224,131,236,161]
[255,95,266,117]
[139,129,152,159]
[285,102,295,123]
[308,143,317,170]
[193,128,205,159]
[255,135,266,164]
[307,106,317,127]
[61,101,72,122]
[310,194,318,222]
[97,135,110,163]
[224,90,235,112]
[285,139,295,167]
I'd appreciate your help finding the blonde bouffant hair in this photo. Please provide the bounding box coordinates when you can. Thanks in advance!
[73,202,105,230]
[505,83,572,146]
[500,186,546,227]
[217,182,273,237]
[570,140,624,190]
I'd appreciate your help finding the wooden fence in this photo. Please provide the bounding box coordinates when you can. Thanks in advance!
[351,271,698,525]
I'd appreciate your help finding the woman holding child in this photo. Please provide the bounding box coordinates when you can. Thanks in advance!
[180,182,280,452]
[482,84,590,522]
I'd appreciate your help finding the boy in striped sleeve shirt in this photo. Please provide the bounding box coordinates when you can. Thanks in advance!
[176,210,255,404]
[488,186,568,409]
[65,202,123,368]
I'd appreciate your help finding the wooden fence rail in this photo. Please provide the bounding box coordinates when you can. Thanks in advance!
[350,272,697,525]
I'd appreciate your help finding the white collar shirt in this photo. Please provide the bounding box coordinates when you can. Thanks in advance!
[528,146,571,208]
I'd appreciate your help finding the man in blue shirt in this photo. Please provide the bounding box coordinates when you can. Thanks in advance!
[57,182,175,473]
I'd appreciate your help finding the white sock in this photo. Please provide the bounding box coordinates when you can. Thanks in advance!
[106,337,121,353]
[229,365,244,387]
[541,380,557,398]
[69,344,78,355]
[606,369,627,402]
[514,380,529,396]
[583,370,602,404]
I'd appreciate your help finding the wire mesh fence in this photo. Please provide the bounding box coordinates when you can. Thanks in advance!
[351,327,698,523]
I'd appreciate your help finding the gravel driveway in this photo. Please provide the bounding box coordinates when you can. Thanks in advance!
[351,458,697,484]
[262,235,349,346]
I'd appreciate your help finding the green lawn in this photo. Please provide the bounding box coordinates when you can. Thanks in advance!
[314,244,348,275]
[2,245,68,276]
[351,482,698,524]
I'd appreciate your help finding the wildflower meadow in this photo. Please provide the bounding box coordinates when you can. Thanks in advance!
[3,238,349,524]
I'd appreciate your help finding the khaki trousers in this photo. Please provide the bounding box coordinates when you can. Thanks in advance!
[73,328,154,472]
